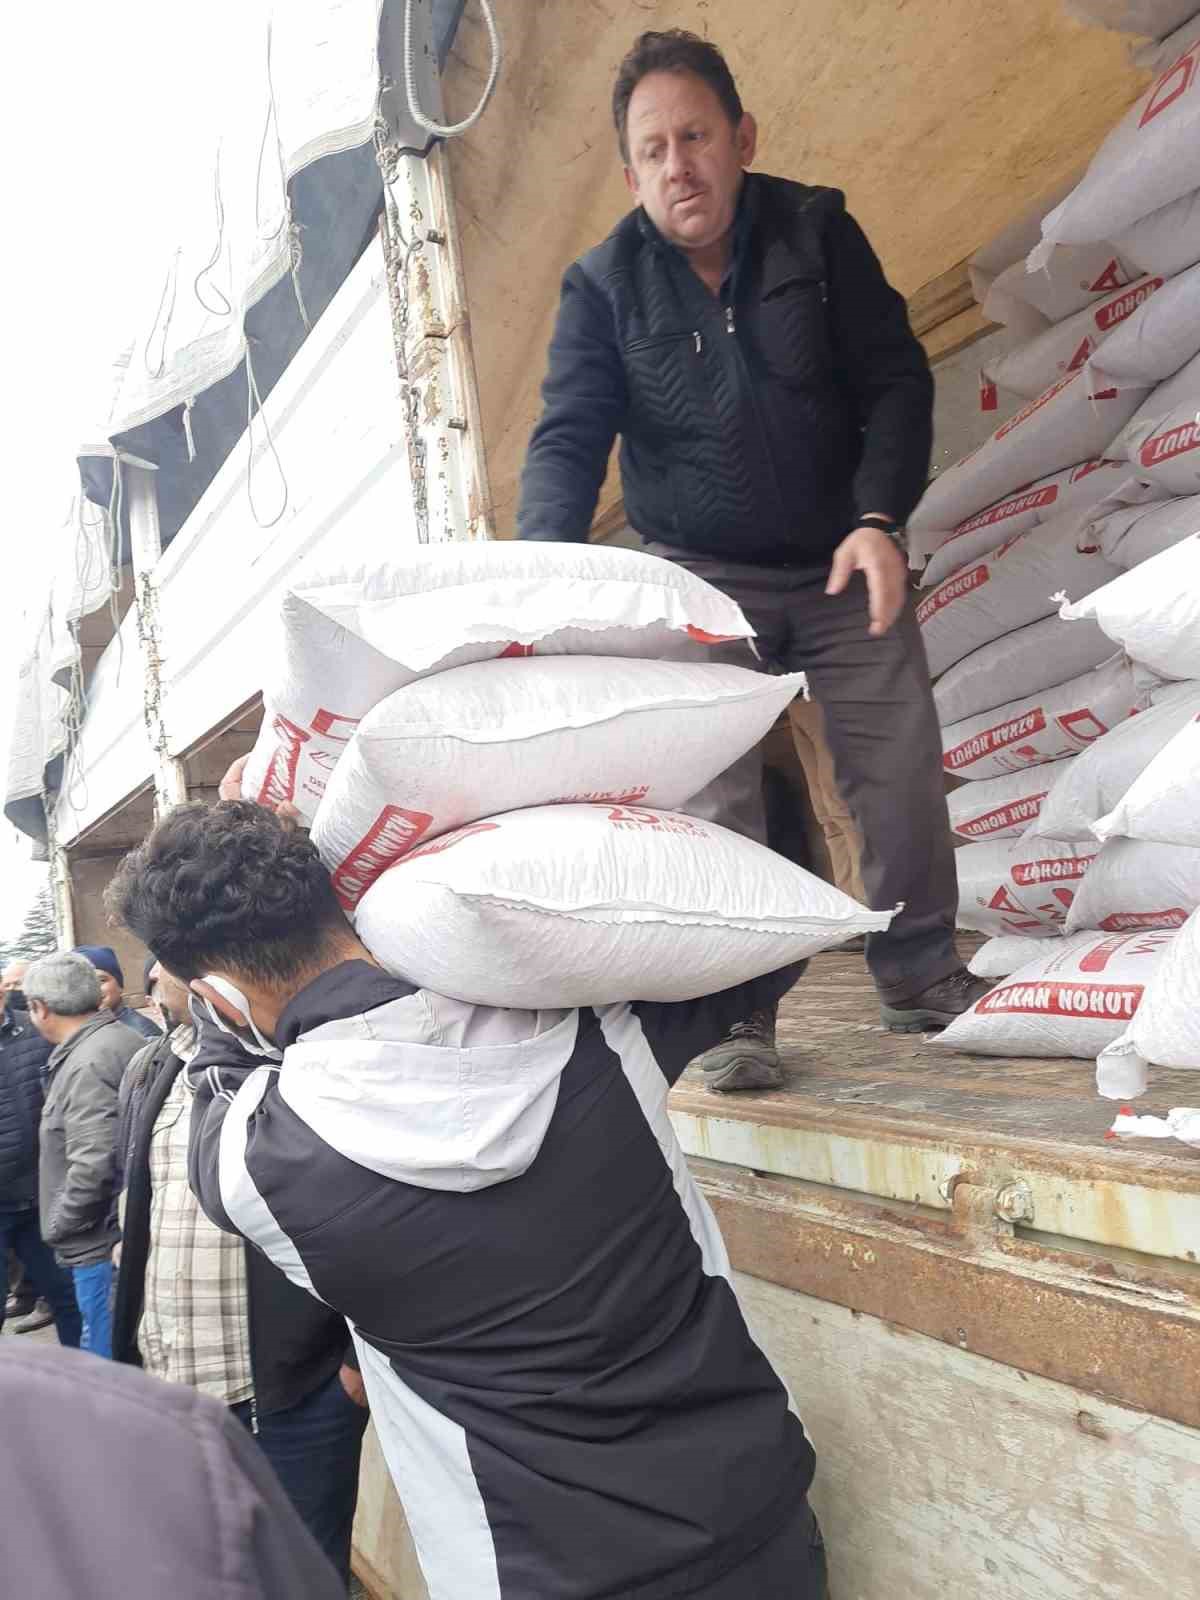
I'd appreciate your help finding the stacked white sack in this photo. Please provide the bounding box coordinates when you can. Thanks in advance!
[1028,680,1200,842]
[354,805,893,1009]
[1065,838,1200,933]
[1088,261,1200,393]
[982,247,1138,333]
[1060,534,1200,679]
[1094,706,1200,845]
[1095,492,1200,567]
[919,514,1123,679]
[934,614,1116,726]
[984,275,1164,401]
[1109,348,1200,494]
[1032,19,1200,259]
[948,763,1066,843]
[937,928,1174,1059]
[941,654,1151,781]
[969,934,1065,979]
[1113,187,1200,279]
[311,657,803,910]
[956,837,1099,938]
[920,460,1130,590]
[1097,906,1200,1099]
[241,543,756,822]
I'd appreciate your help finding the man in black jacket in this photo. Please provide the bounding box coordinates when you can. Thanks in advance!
[112,959,367,1591]
[519,30,986,1080]
[0,996,81,1344]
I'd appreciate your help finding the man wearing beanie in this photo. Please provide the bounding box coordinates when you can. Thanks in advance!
[74,946,161,1041]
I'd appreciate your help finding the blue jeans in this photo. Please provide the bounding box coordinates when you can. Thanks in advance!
[234,1367,367,1589]
[71,1259,114,1358]
[0,1207,82,1346]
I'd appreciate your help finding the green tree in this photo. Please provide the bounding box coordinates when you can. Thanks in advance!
[4,880,57,964]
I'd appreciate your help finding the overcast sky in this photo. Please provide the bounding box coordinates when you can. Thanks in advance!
[0,4,243,939]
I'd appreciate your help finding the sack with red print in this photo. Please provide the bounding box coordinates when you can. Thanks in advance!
[1060,534,1200,679]
[969,934,1065,980]
[956,838,1099,937]
[984,275,1165,401]
[240,542,755,822]
[919,515,1122,680]
[982,246,1138,329]
[908,371,1148,539]
[352,804,894,1008]
[1096,492,1200,567]
[937,928,1174,1059]
[933,614,1115,726]
[1094,707,1200,847]
[1031,23,1200,257]
[1114,186,1200,280]
[310,657,802,910]
[919,460,1129,588]
[941,655,1150,781]
[948,762,1066,842]
[1097,908,1200,1099]
[1030,680,1200,842]
[1110,349,1200,494]
[1089,262,1200,392]
[1065,837,1200,933]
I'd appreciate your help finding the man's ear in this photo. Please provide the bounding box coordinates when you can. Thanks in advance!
[623,163,639,200]
[190,978,248,1030]
[736,111,758,168]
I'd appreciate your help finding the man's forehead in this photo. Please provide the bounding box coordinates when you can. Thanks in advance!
[628,70,725,128]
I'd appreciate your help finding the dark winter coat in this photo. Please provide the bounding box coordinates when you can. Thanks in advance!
[519,171,933,566]
[0,1006,52,1209]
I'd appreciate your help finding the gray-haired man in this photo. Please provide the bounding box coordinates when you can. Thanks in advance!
[25,953,144,1358]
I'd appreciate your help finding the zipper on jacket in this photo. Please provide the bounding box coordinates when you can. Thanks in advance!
[625,330,703,356]
[725,306,736,334]
[245,1240,259,1434]
[762,274,829,306]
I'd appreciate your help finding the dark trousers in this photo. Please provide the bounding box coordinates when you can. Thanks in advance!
[649,545,960,1005]
[692,1500,828,1598]
[0,1206,82,1346]
[234,1367,368,1590]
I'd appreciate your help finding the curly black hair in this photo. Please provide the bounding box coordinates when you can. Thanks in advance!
[104,800,352,985]
[612,30,744,164]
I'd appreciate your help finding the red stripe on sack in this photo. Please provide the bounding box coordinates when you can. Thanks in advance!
[944,710,1047,772]
[331,805,435,910]
[976,980,1144,1021]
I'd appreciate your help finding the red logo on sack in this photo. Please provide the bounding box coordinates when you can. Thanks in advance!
[957,792,1048,838]
[1087,260,1132,294]
[977,980,1144,1021]
[549,786,651,806]
[1140,419,1200,468]
[1069,459,1116,484]
[1139,43,1199,128]
[952,485,1057,541]
[1012,854,1096,887]
[310,709,360,740]
[1099,908,1189,931]
[685,624,740,644]
[257,714,309,808]
[995,374,1076,440]
[1094,278,1163,333]
[917,562,989,626]
[944,709,1047,772]
[1077,931,1172,972]
[980,373,998,413]
[499,642,535,658]
[1058,707,1111,745]
[607,806,706,836]
[331,805,434,910]
[1066,336,1093,373]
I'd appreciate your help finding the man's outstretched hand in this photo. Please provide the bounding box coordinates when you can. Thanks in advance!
[826,526,908,638]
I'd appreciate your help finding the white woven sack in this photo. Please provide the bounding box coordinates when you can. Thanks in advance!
[956,837,1100,937]
[311,658,803,910]
[908,372,1148,540]
[1110,349,1200,494]
[1114,187,1200,279]
[1089,263,1200,392]
[1097,908,1200,1099]
[918,514,1123,679]
[985,275,1164,401]
[1029,680,1200,842]
[982,247,1138,328]
[353,804,894,1009]
[1032,24,1200,257]
[1066,1,1200,36]
[240,542,754,821]
[938,928,1174,1060]
[969,934,1064,979]
[1065,836,1200,932]
[1095,492,1200,566]
[1060,534,1200,678]
[948,762,1065,842]
[933,614,1115,727]
[942,656,1149,781]
[919,460,1129,588]
[1094,707,1200,846]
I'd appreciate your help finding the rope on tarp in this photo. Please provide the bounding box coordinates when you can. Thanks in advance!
[403,0,501,138]
[256,19,311,333]
[194,147,233,318]
[144,251,181,379]
[244,343,289,529]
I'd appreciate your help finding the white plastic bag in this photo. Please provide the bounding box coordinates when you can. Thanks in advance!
[1111,350,1200,494]
[1065,836,1200,932]
[941,655,1149,780]
[985,275,1164,401]
[1094,708,1200,846]
[933,614,1116,727]
[919,515,1123,680]
[353,804,894,1008]
[241,542,755,820]
[1032,27,1200,255]
[1089,262,1200,391]
[1060,534,1200,678]
[948,762,1065,841]
[938,928,1174,1060]
[1097,908,1200,1098]
[1029,680,1200,841]
[311,658,803,909]
[1114,186,1200,279]
[1104,1106,1200,1146]
[919,460,1129,588]
[1095,492,1200,566]
[969,934,1064,979]
[956,838,1100,937]
[909,372,1148,538]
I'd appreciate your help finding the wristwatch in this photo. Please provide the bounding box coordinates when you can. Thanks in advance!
[856,514,908,554]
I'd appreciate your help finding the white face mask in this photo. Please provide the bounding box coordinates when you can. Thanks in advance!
[193,973,283,1062]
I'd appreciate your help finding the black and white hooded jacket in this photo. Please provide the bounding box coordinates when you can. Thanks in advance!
[186,960,815,1600]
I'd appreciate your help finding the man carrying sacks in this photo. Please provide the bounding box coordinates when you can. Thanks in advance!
[519,30,987,1074]
[106,798,829,1600]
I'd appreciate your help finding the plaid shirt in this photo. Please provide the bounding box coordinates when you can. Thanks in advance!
[138,1027,253,1403]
